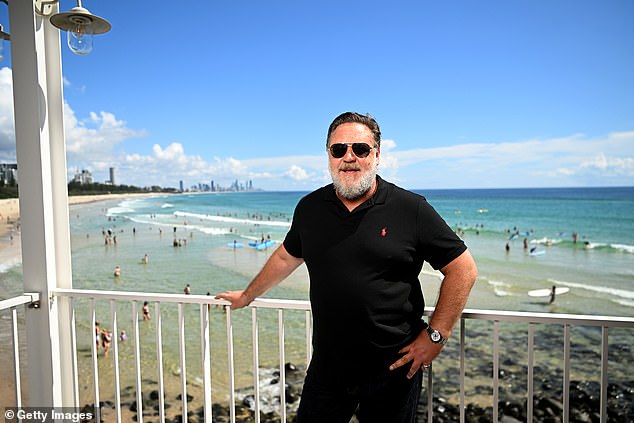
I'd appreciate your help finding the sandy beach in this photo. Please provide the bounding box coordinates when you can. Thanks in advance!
[0,192,165,241]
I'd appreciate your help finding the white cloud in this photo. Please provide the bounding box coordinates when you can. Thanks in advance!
[285,165,309,180]
[65,107,148,159]
[0,67,16,160]
[578,153,634,175]
[2,64,633,189]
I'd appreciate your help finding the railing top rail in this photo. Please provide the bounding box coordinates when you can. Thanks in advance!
[458,308,634,327]
[51,288,634,327]
[52,288,311,310]
[0,292,40,311]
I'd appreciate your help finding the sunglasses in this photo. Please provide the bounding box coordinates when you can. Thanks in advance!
[328,143,376,159]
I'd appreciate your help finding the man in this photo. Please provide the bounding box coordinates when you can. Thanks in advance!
[216,112,477,422]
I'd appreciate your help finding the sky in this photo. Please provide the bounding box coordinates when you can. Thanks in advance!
[0,0,633,191]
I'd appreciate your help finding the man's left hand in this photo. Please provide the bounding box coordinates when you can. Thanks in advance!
[388,330,443,379]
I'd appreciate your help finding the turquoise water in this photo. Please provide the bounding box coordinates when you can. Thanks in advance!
[1,186,633,408]
[67,187,633,316]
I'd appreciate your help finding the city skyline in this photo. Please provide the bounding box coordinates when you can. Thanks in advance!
[0,1,632,190]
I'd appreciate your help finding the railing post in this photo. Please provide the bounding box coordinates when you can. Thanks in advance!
[8,0,75,408]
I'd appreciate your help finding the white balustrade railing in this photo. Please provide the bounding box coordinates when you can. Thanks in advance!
[2,289,633,423]
[0,292,41,409]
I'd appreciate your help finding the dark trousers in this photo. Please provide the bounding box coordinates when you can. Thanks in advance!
[296,365,423,423]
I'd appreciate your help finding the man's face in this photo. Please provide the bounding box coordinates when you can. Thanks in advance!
[327,122,380,200]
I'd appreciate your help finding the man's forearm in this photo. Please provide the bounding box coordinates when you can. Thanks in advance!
[429,250,477,338]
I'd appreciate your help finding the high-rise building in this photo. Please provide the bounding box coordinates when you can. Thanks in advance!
[179,180,184,192]
[73,169,93,185]
[0,163,18,185]
[109,167,116,186]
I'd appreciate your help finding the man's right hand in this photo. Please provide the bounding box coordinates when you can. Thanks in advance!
[214,290,252,310]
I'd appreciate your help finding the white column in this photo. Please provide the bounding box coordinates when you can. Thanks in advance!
[8,0,75,408]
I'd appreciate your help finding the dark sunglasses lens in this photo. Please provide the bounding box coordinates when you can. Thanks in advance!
[330,144,348,158]
[352,143,371,158]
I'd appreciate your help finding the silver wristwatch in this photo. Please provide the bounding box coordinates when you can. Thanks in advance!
[425,324,448,345]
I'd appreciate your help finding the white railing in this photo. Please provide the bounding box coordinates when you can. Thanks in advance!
[2,288,634,423]
[0,292,41,410]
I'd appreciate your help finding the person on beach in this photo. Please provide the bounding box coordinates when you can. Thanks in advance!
[101,329,112,356]
[142,253,149,264]
[142,301,151,320]
[184,284,191,295]
[216,112,478,423]
[113,265,121,277]
[95,321,101,351]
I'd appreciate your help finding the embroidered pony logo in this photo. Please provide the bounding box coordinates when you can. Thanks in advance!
[381,227,387,237]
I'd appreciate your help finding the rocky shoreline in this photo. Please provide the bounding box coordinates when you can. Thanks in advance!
[85,360,633,423]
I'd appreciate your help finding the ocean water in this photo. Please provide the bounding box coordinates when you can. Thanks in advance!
[1,186,633,409]
[67,186,633,315]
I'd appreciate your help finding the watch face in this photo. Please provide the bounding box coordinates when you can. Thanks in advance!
[431,331,441,342]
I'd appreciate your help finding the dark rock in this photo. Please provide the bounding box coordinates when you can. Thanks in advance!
[175,393,194,403]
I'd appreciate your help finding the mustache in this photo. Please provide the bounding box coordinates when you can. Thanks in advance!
[339,165,361,171]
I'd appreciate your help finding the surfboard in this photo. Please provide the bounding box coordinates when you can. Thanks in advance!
[528,287,570,297]
[529,250,546,256]
[255,240,276,250]
[227,242,243,248]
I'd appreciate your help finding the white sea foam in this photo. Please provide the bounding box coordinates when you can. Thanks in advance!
[197,227,231,235]
[548,279,634,300]
[487,279,511,288]
[161,203,174,209]
[235,368,298,415]
[107,206,135,215]
[612,299,634,308]
[174,211,291,228]
[127,216,230,236]
[485,279,514,296]
[0,257,21,273]
[611,243,634,254]
[531,237,561,246]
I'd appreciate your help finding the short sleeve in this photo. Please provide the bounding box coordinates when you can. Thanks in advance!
[417,199,467,270]
[283,203,303,259]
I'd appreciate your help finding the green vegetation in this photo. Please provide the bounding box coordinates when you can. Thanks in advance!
[67,181,178,195]
[0,182,178,199]
[0,178,18,199]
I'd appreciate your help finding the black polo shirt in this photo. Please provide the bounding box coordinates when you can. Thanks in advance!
[283,176,466,381]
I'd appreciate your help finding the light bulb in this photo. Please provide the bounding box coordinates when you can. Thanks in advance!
[67,24,93,55]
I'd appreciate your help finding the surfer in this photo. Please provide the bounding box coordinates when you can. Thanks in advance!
[549,285,556,304]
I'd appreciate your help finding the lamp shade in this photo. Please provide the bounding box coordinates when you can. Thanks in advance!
[49,6,111,35]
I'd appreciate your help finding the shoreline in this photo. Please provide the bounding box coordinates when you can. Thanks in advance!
[0,192,166,240]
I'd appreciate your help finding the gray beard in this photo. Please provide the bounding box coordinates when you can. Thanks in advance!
[331,166,377,200]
